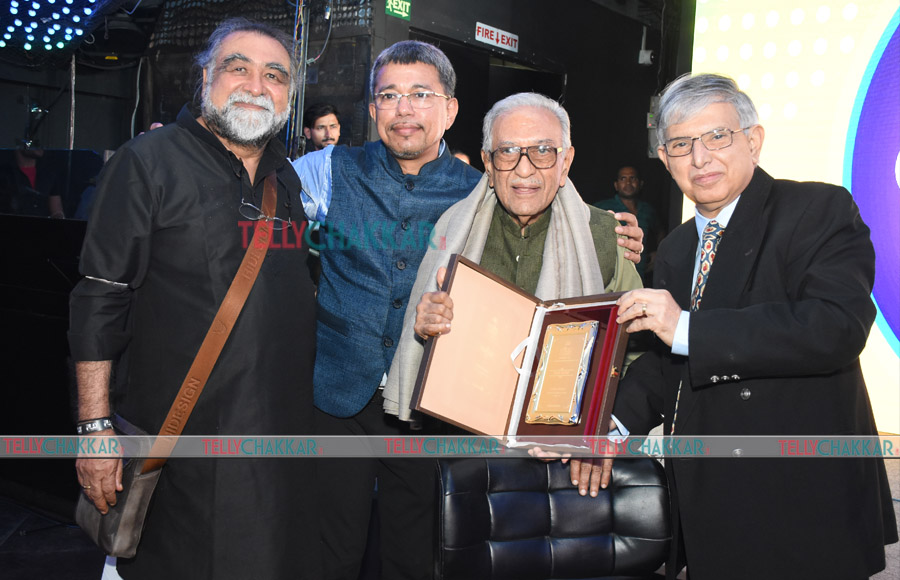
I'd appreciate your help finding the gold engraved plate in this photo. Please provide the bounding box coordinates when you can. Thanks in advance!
[525,321,599,425]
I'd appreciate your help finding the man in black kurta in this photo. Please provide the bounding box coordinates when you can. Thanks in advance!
[69,19,319,579]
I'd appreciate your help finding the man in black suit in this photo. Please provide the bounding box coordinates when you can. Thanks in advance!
[585,73,897,580]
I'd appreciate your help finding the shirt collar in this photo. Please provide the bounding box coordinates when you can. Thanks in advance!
[694,195,740,238]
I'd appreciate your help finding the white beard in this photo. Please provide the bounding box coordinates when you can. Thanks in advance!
[202,89,290,149]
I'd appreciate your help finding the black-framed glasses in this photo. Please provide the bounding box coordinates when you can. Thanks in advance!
[663,126,753,157]
[489,145,564,171]
[239,198,292,230]
[373,90,451,110]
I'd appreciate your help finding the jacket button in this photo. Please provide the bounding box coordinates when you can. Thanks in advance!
[392,299,403,309]
[405,180,415,191]
[397,260,406,270]
[740,387,751,400]
[710,375,720,383]
[731,374,740,381]
[383,337,394,347]
[400,220,411,230]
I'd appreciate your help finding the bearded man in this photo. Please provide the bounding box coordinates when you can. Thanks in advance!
[69,18,320,579]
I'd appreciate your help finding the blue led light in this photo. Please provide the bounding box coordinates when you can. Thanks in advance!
[52,12,59,19]
[62,6,69,13]
[52,23,60,30]
[25,26,32,32]
[10,1,19,7]
[32,2,40,9]
[64,33,71,40]
[6,27,14,33]
[27,34,34,41]
[75,28,82,35]
[43,35,49,42]
[0,40,6,48]
[27,9,35,16]
[24,42,32,50]
[45,43,52,50]
[14,19,23,26]
[65,27,72,33]
[10,7,17,14]
[3,33,11,39]
[72,15,80,22]
[30,21,36,27]
[83,7,91,14]
[56,41,64,48]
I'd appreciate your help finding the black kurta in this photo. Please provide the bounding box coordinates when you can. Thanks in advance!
[69,106,319,579]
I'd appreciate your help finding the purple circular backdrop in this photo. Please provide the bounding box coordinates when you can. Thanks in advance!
[850,23,899,348]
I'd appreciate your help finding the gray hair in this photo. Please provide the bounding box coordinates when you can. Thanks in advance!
[370,40,456,97]
[656,73,758,144]
[481,93,572,152]
[194,18,299,102]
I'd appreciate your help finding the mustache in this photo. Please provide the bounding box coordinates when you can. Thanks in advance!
[509,179,542,188]
[226,91,275,113]
[388,120,423,131]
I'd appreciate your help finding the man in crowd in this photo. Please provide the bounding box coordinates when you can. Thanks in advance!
[303,102,341,151]
[600,73,897,579]
[595,164,663,284]
[386,92,643,428]
[0,140,65,218]
[70,18,319,579]
[293,41,646,579]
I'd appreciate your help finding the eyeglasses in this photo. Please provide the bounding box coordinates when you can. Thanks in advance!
[663,126,753,157]
[239,198,292,230]
[489,145,564,171]
[373,90,451,110]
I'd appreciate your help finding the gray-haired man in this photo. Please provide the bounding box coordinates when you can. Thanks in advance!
[70,18,319,579]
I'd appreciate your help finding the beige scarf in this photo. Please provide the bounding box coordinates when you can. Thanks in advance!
[383,173,606,421]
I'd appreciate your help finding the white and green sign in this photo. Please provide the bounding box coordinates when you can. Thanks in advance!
[386,0,410,21]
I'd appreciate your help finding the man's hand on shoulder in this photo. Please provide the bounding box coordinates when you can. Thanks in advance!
[609,211,644,264]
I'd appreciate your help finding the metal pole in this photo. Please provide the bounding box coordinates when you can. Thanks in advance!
[293,0,311,158]
[69,54,76,149]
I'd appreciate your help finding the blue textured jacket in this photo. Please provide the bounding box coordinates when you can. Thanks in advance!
[314,141,482,417]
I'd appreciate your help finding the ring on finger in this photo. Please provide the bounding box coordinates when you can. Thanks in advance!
[641,303,647,316]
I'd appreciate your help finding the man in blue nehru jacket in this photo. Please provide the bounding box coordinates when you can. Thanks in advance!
[293,41,644,579]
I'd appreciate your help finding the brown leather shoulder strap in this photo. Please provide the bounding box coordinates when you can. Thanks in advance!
[142,172,278,473]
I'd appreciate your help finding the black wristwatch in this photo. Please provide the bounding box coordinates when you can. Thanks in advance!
[76,417,113,435]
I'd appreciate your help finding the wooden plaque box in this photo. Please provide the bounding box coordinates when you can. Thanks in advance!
[412,255,629,448]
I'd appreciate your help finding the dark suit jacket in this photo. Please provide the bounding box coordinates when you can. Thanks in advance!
[614,168,897,580]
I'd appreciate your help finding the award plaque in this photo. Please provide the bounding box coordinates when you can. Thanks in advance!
[413,255,628,447]
[525,321,599,425]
